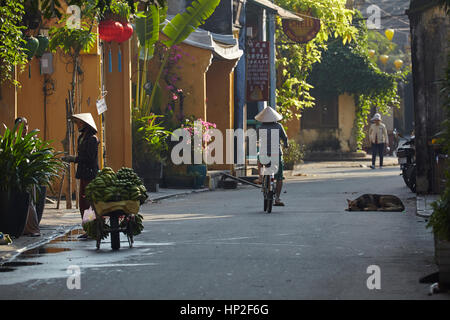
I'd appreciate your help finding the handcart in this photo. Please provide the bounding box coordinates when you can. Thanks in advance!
[91,200,140,250]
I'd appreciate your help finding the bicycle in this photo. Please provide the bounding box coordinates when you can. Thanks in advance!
[261,163,278,213]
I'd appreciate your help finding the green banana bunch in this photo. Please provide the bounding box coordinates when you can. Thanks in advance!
[85,166,148,203]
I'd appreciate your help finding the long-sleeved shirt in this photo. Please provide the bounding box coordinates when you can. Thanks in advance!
[257,122,289,156]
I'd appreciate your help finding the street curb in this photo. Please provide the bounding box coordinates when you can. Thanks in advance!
[0,225,80,265]
[0,188,211,265]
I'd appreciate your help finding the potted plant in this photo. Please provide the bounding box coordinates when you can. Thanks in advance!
[0,123,63,237]
[132,114,172,192]
[164,117,215,189]
[283,139,305,170]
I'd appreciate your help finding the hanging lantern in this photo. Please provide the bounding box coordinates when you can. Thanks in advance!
[115,22,134,43]
[385,29,395,41]
[99,19,122,42]
[379,55,389,65]
[394,59,404,70]
[35,35,49,58]
[368,49,375,58]
[22,36,39,60]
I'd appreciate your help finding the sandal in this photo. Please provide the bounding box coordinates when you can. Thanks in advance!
[274,200,285,206]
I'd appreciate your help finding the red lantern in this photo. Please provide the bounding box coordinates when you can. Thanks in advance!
[115,22,134,43]
[99,19,123,42]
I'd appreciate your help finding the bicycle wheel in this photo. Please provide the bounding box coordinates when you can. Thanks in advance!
[109,214,120,250]
[263,176,271,212]
[267,191,273,213]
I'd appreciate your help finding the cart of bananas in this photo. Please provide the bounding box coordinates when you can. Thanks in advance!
[83,167,148,239]
[85,167,148,204]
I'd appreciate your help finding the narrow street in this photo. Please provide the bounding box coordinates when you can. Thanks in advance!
[0,163,448,300]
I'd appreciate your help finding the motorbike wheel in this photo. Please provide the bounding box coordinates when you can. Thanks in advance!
[406,165,416,193]
[402,167,410,186]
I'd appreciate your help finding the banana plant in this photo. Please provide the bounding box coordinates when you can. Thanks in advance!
[146,0,221,114]
[134,3,167,117]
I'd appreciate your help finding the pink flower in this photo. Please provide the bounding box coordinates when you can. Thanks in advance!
[172,94,178,101]
[167,85,174,90]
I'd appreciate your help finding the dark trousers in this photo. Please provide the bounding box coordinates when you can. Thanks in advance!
[371,143,385,167]
[79,179,92,219]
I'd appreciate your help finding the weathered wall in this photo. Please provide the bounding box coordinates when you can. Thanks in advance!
[409,4,450,193]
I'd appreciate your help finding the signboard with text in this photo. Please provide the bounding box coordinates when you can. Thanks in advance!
[282,11,321,43]
[246,41,270,102]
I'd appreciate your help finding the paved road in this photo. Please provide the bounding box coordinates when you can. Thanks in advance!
[0,165,448,300]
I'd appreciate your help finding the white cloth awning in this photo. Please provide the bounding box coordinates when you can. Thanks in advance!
[165,16,244,61]
[248,0,303,22]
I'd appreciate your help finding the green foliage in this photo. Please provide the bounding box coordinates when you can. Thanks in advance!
[275,0,358,123]
[132,114,172,167]
[427,54,450,241]
[307,10,407,150]
[0,123,64,193]
[109,0,133,21]
[0,0,27,84]
[48,21,97,56]
[134,3,167,118]
[283,139,305,169]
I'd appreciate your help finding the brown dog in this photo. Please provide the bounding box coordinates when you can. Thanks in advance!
[346,194,405,212]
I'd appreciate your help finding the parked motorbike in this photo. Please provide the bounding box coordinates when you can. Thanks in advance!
[397,135,416,193]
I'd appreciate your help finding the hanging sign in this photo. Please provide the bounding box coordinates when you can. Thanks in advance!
[96,98,108,115]
[282,11,321,43]
[246,40,270,102]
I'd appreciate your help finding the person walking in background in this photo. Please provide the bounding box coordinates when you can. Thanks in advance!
[15,117,40,237]
[369,113,388,169]
[62,113,99,239]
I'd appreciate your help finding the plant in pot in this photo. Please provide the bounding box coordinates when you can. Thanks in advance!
[165,117,216,189]
[132,114,172,192]
[0,123,63,238]
[283,139,305,170]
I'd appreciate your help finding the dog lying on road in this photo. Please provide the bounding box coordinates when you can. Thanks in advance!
[346,194,405,212]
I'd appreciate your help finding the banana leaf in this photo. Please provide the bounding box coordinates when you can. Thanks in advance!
[162,0,220,48]
[135,4,165,61]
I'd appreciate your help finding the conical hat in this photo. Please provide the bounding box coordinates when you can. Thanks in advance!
[71,113,97,132]
[255,106,283,123]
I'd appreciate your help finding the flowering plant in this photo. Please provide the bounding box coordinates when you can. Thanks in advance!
[179,117,217,163]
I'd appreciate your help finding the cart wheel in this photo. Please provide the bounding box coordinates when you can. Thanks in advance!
[127,216,134,248]
[96,219,101,250]
[110,214,120,250]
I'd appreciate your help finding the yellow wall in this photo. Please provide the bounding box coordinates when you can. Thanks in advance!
[337,93,356,152]
[0,28,134,206]
[206,57,238,170]
[286,93,356,152]
[145,40,213,122]
[104,40,133,171]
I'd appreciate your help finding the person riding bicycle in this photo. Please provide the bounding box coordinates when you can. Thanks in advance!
[255,106,289,206]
